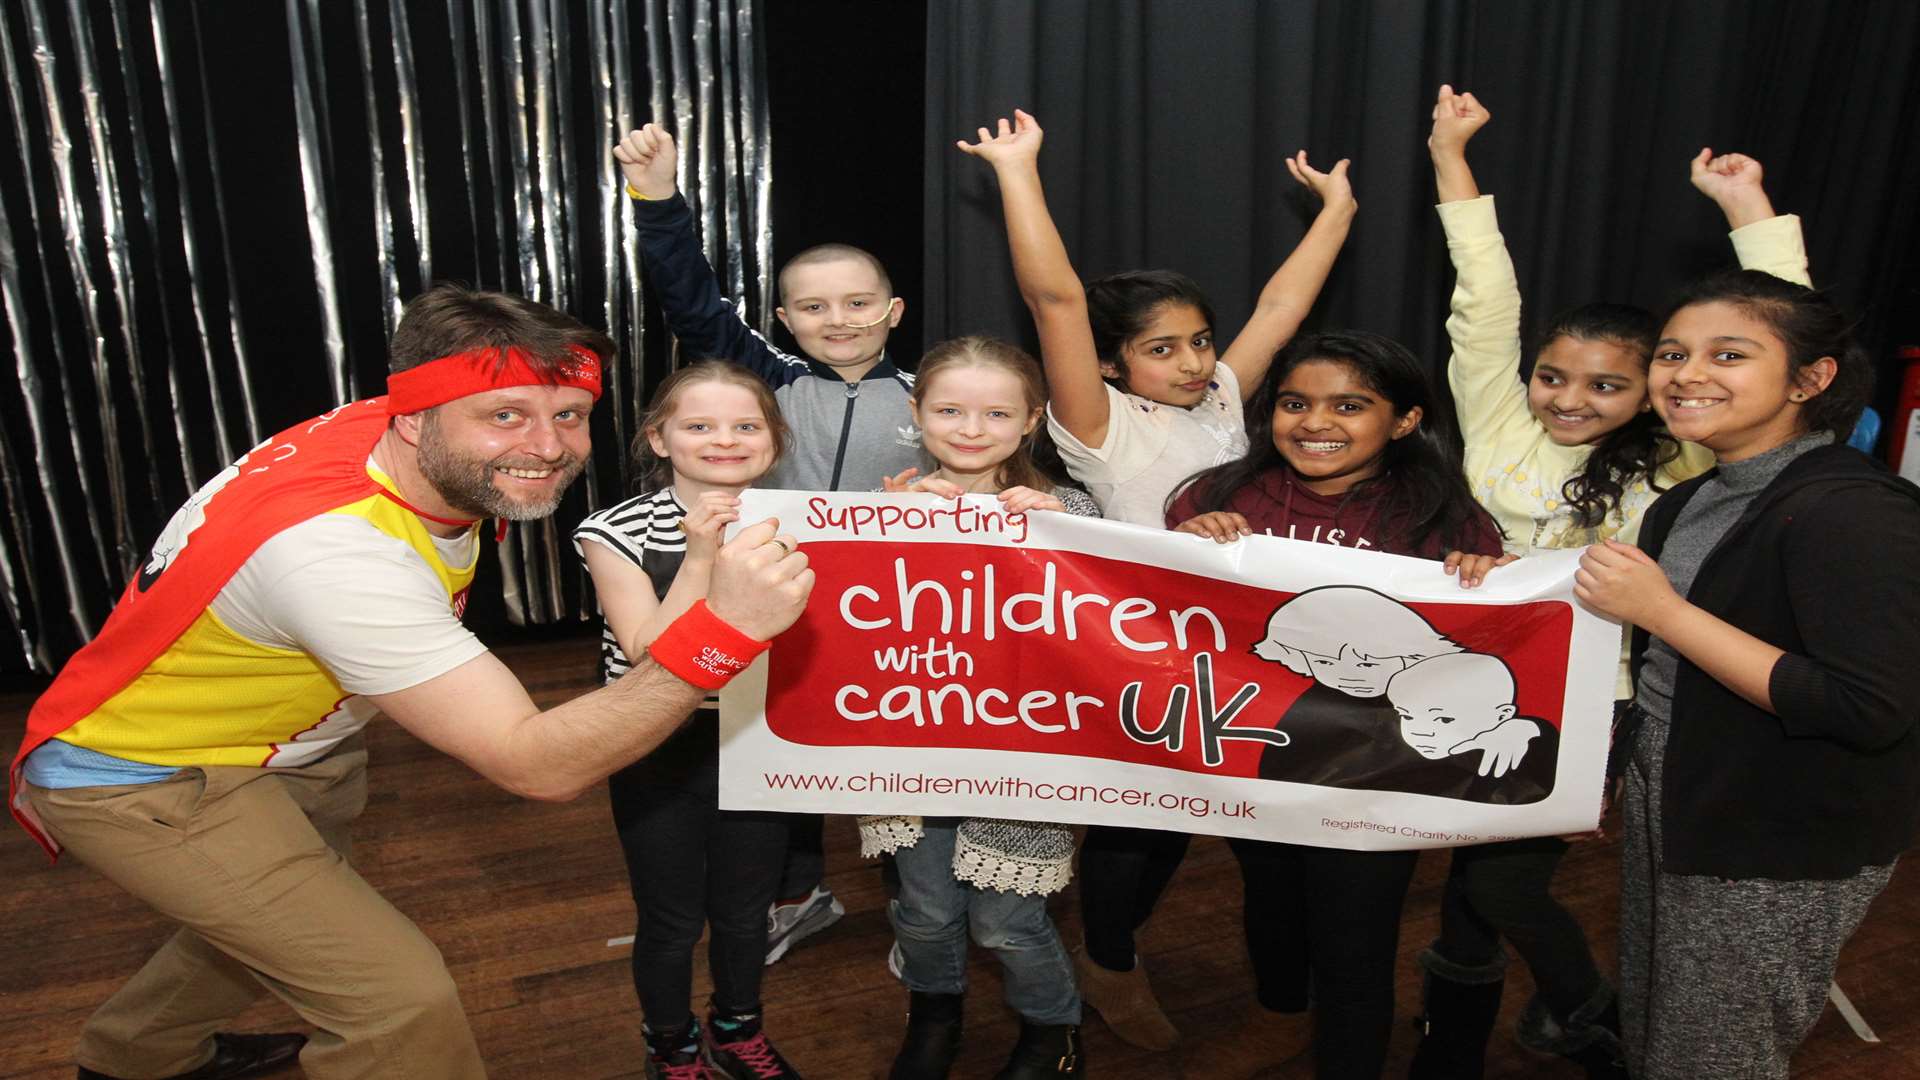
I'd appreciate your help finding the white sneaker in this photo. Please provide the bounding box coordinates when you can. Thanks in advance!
[764,886,844,965]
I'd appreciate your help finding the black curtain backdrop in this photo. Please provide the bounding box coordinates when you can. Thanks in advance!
[768,1,928,363]
[923,1,1920,439]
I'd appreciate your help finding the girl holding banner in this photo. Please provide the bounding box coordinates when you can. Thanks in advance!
[1166,330,1506,1078]
[1417,85,1811,1080]
[573,363,806,1080]
[1578,275,1920,1080]
[872,336,1099,1078]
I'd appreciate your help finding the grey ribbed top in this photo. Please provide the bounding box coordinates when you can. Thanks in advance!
[1634,431,1835,721]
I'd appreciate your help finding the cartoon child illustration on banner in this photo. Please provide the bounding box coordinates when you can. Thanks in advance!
[1251,586,1554,803]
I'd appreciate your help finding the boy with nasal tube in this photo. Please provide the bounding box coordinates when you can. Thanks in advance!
[616,125,932,966]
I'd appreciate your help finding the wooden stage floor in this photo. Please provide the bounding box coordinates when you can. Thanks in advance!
[2,632,1915,1079]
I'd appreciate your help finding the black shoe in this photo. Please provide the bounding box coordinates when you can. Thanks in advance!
[705,1010,802,1079]
[1564,1041,1630,1080]
[993,1021,1083,1078]
[888,991,964,1080]
[1517,983,1629,1080]
[78,1033,306,1080]
[644,1018,712,1080]
[1408,950,1505,1080]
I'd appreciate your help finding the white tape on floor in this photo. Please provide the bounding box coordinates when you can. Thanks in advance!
[1828,981,1880,1043]
[608,934,635,947]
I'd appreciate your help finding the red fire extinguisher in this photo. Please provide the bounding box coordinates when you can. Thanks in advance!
[1894,346,1920,484]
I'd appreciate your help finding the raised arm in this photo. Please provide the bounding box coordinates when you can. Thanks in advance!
[1218,152,1357,398]
[1428,87,1530,441]
[615,125,806,387]
[1428,84,1486,204]
[1690,149,1812,288]
[370,519,810,802]
[958,111,1112,449]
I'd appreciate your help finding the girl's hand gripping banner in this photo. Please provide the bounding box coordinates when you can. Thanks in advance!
[718,492,1621,849]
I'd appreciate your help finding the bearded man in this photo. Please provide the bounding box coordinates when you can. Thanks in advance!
[10,285,813,1080]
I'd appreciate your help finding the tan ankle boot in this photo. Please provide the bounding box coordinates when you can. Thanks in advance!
[1072,946,1179,1050]
[1180,1006,1311,1079]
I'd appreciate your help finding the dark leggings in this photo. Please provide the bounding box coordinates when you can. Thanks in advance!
[608,714,789,1029]
[1077,824,1193,971]
[1431,837,1602,1016]
[1231,837,1419,1080]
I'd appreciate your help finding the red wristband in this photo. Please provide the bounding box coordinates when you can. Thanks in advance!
[648,600,770,690]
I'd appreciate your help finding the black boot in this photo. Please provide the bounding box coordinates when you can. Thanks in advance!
[994,1021,1083,1078]
[1516,983,1628,1080]
[888,991,963,1080]
[1408,948,1506,1080]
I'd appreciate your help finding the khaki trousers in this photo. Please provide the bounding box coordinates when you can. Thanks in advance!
[25,738,487,1079]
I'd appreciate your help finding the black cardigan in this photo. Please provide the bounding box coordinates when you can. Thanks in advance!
[1630,444,1920,880]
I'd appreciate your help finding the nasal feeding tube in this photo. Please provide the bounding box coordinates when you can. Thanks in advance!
[840,296,900,330]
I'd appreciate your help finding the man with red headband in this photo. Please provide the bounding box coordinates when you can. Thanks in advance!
[9,286,813,1080]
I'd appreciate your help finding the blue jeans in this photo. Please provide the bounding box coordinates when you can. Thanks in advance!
[888,818,1081,1025]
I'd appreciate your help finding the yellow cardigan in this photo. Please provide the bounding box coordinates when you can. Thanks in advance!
[1439,195,1811,695]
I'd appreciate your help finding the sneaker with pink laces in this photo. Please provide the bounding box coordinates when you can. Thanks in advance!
[649,1056,713,1080]
[645,1019,715,1080]
[705,1011,803,1079]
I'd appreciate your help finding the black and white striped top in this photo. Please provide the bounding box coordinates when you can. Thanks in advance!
[572,488,721,712]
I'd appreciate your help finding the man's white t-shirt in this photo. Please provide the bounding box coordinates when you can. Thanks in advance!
[28,492,488,787]
[216,513,485,692]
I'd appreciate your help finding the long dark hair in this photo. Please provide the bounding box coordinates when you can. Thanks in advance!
[1084,269,1216,387]
[1534,303,1681,528]
[1177,330,1492,553]
[1662,270,1873,441]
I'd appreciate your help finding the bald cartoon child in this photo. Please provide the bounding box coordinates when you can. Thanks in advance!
[1387,652,1557,804]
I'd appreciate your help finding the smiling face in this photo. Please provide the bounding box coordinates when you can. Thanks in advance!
[776,256,901,376]
[912,364,1041,483]
[1269,360,1420,496]
[414,385,592,521]
[644,380,778,491]
[1526,336,1651,446]
[1103,302,1216,407]
[1649,301,1834,463]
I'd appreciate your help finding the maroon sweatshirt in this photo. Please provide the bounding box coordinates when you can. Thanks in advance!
[1165,464,1503,560]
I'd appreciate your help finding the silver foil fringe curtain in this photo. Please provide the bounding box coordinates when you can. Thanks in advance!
[0,0,774,674]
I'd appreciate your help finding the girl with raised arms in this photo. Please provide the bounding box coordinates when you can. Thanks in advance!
[958,106,1357,1052]
[1410,85,1811,1080]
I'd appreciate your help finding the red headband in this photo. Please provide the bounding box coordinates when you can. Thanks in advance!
[385,344,604,415]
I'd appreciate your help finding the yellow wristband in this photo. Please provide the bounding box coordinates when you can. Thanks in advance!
[624,182,657,201]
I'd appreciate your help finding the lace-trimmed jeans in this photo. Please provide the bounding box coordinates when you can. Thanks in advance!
[888,817,1081,1025]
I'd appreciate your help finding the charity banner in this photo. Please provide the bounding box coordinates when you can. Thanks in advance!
[718,491,1620,850]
